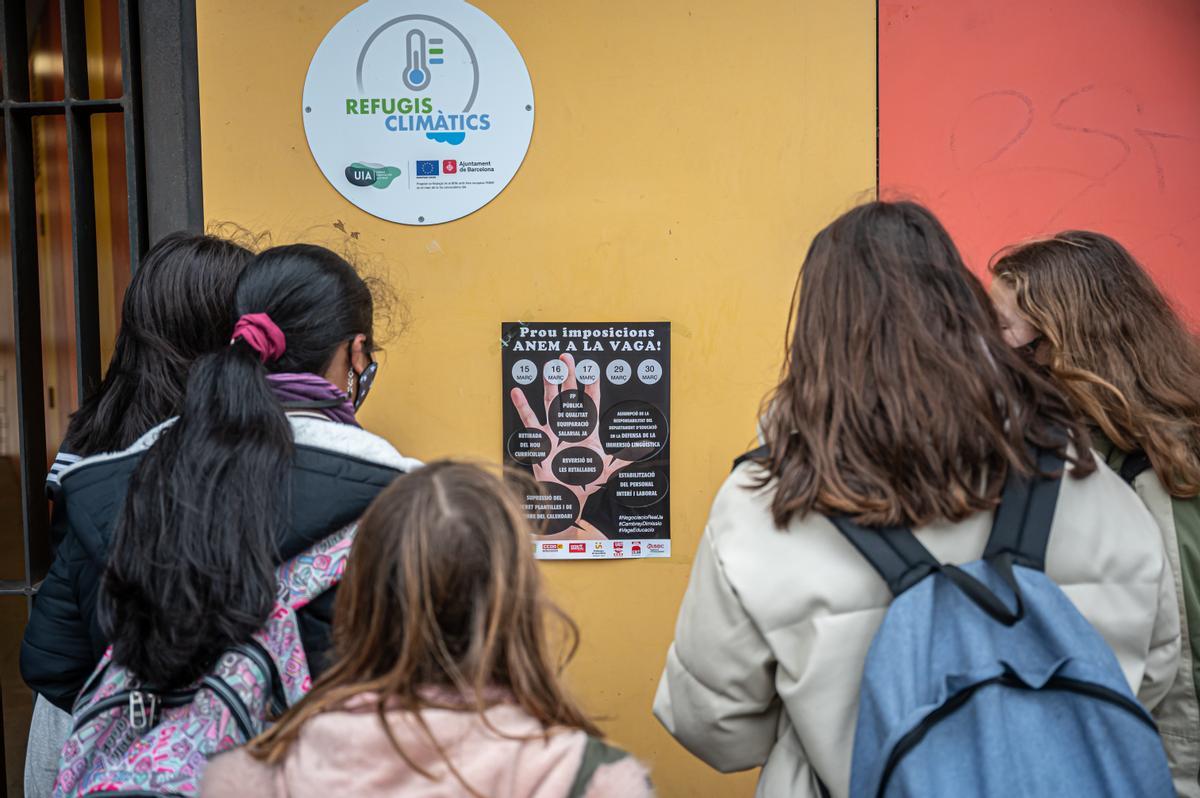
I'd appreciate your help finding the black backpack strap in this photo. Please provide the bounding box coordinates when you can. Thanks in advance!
[732,444,769,472]
[1119,449,1153,485]
[831,515,1024,624]
[829,448,1069,626]
[828,517,940,596]
[983,447,1065,572]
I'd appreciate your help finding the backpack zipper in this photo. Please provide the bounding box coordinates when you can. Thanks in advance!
[74,648,274,740]
[74,678,257,742]
[875,673,1157,796]
[201,675,256,740]
[72,688,195,732]
[1041,675,1157,730]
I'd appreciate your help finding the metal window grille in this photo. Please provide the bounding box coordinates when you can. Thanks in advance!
[1,0,147,602]
[0,0,202,787]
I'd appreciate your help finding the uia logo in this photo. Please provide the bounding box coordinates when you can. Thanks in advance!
[344,162,401,188]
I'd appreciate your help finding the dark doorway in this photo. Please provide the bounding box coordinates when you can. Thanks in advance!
[0,1,201,791]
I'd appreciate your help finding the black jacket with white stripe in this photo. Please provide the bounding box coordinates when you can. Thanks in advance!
[20,415,420,711]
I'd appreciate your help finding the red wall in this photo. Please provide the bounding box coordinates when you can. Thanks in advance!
[879,0,1200,320]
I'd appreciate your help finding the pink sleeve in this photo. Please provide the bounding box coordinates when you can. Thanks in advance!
[201,749,284,798]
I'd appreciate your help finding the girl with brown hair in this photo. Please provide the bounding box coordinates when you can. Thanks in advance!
[992,231,1200,795]
[654,201,1178,797]
[203,461,651,798]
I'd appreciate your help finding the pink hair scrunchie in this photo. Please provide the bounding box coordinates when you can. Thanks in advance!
[231,312,287,363]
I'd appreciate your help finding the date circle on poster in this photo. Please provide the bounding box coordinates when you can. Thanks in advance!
[511,358,537,386]
[506,427,551,464]
[575,359,601,385]
[611,465,669,509]
[606,359,632,385]
[301,1,535,226]
[551,447,604,486]
[637,358,663,385]
[601,400,669,461]
[543,359,568,385]
[548,389,598,443]
[524,482,579,536]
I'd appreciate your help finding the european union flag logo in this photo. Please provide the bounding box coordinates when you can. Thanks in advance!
[415,160,440,177]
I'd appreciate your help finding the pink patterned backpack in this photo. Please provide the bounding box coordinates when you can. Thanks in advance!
[52,524,355,797]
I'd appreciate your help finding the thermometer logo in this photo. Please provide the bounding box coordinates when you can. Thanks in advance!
[403,29,445,91]
[357,15,479,112]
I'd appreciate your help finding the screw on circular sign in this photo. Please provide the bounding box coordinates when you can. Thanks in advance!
[302,1,535,226]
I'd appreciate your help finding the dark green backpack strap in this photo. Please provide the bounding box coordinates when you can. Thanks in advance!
[567,736,631,798]
[1119,449,1153,485]
[1096,431,1152,486]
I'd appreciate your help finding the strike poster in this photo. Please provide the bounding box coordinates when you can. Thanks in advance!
[502,322,670,560]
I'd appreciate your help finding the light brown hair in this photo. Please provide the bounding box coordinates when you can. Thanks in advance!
[992,231,1200,498]
[249,461,600,793]
[757,201,1094,528]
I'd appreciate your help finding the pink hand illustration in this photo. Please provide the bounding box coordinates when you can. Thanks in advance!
[510,353,631,533]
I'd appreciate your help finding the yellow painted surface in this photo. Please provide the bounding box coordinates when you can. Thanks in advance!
[197,2,875,794]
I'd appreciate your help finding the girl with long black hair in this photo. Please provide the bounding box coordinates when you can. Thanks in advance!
[21,243,418,719]
[23,231,253,798]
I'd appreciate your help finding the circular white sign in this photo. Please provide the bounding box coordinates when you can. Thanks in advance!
[302,1,535,225]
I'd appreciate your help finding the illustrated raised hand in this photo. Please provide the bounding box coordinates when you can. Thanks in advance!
[535,517,609,542]
[509,352,632,534]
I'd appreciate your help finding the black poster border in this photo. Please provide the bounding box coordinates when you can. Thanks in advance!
[501,321,671,560]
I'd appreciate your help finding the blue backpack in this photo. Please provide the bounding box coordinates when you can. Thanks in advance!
[825,448,1174,797]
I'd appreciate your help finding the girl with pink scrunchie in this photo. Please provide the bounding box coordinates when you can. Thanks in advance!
[21,244,421,763]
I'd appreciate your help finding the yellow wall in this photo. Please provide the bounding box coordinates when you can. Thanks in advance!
[197,2,875,794]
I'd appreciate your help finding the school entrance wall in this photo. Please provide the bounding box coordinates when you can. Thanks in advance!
[197,2,875,794]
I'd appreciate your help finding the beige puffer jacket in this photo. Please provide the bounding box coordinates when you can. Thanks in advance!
[654,459,1180,798]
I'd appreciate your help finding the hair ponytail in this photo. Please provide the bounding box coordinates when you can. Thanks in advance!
[101,340,292,685]
[100,244,376,687]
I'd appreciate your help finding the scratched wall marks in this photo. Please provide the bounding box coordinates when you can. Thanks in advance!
[879,0,1200,320]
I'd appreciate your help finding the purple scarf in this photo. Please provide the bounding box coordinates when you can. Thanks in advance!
[267,373,360,427]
